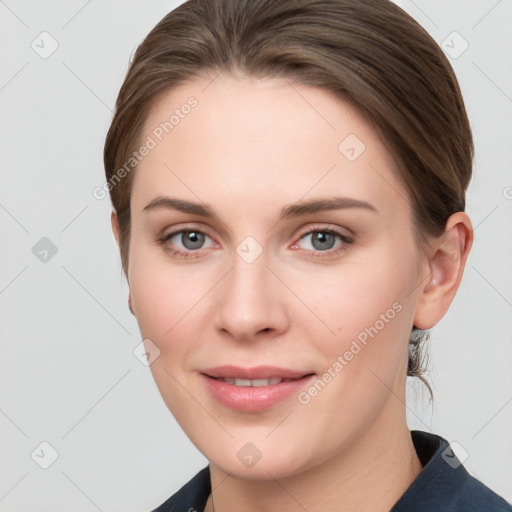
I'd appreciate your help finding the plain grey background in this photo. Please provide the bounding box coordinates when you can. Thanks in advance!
[0,1,511,510]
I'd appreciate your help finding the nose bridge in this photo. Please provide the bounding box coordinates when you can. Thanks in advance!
[213,244,287,339]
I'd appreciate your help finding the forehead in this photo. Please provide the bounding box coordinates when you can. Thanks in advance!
[132,73,405,217]
[143,73,381,151]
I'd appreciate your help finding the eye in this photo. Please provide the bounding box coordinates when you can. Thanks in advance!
[293,227,353,257]
[157,225,353,259]
[158,228,216,258]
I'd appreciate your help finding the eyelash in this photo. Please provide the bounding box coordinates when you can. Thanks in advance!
[157,225,354,260]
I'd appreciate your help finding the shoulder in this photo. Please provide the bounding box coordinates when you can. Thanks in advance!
[457,472,512,511]
[151,465,211,512]
[391,430,511,512]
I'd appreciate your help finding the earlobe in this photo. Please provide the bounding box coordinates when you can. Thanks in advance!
[111,210,120,246]
[128,293,135,316]
[112,211,134,315]
[414,212,473,330]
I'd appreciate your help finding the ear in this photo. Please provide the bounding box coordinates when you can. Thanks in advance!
[128,293,135,316]
[413,212,473,330]
[111,210,134,309]
[111,210,121,246]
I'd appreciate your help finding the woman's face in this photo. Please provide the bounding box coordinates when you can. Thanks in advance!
[123,74,430,478]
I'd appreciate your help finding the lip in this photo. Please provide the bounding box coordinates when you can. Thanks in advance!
[200,365,315,412]
[202,365,312,380]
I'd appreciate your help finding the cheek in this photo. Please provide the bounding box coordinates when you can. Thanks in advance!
[128,243,192,342]
[297,249,415,338]
[289,238,419,390]
[128,251,211,412]
[288,248,417,429]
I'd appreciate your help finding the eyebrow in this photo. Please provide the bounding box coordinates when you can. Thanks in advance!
[142,196,378,219]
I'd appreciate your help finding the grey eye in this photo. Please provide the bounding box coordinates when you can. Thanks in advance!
[179,231,206,250]
[166,230,212,251]
[299,230,342,251]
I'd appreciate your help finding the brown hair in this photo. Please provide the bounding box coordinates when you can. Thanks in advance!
[103,0,473,396]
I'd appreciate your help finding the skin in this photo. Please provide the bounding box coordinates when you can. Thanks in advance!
[111,73,472,511]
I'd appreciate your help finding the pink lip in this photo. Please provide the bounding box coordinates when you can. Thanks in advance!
[200,365,315,412]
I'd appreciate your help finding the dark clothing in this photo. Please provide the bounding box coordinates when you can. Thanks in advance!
[152,430,511,511]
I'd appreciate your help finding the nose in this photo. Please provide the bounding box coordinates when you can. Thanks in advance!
[213,247,289,342]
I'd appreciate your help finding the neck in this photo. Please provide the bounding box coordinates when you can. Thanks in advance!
[205,406,423,512]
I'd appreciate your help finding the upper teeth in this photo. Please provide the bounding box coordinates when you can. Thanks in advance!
[220,377,286,386]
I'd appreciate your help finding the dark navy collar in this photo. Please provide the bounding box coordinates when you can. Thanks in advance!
[152,430,511,511]
[390,431,510,511]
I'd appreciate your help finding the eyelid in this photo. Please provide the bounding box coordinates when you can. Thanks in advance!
[160,222,217,240]
[158,222,354,258]
[160,222,351,241]
[289,226,354,259]
[292,223,354,243]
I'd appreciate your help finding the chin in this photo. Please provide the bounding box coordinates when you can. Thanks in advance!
[199,434,321,482]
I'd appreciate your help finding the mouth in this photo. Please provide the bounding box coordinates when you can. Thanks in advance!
[201,365,314,383]
[200,365,316,411]
[209,376,301,386]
